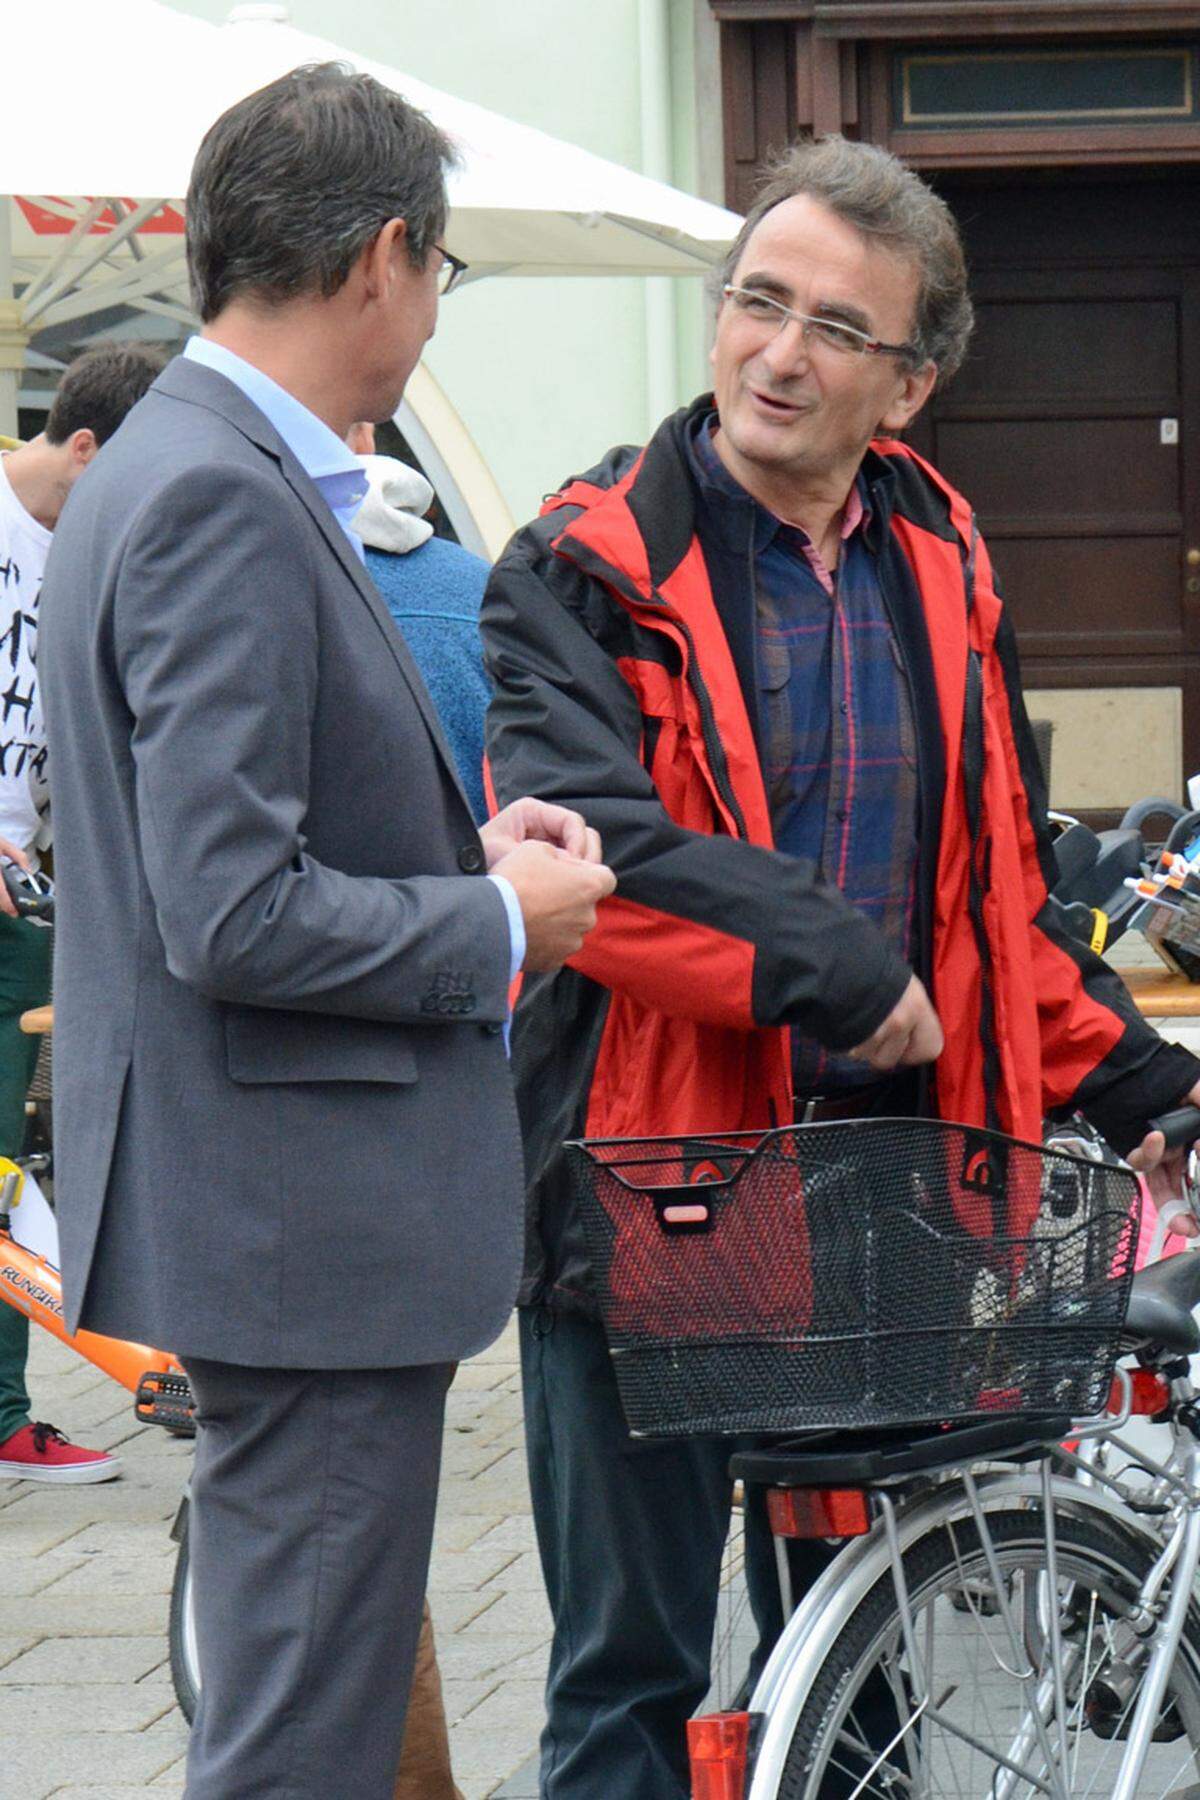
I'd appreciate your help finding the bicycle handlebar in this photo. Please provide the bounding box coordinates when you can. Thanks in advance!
[1147,1106,1200,1152]
[1,864,54,923]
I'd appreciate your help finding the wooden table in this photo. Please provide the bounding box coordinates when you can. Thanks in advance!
[1113,967,1200,1018]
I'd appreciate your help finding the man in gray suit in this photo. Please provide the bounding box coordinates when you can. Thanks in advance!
[39,64,613,1799]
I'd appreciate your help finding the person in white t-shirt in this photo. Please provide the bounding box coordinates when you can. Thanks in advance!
[0,343,163,1483]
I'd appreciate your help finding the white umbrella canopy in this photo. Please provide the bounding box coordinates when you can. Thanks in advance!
[0,0,741,281]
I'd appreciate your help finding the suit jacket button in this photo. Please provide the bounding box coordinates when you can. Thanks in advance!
[458,844,485,874]
[483,1022,504,1036]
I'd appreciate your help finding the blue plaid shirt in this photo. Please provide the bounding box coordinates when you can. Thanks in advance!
[689,417,919,1092]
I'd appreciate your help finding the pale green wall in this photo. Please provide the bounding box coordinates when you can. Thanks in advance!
[162,0,724,530]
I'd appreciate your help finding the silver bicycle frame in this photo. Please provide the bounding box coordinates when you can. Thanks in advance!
[744,1464,1170,1800]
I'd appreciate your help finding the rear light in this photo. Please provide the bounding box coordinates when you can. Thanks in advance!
[1109,1369,1171,1417]
[688,1712,750,1800]
[766,1486,870,1539]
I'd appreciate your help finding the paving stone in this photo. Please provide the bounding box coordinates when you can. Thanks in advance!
[479,1550,546,1593]
[0,1593,169,1636]
[0,1682,173,1732]
[0,1634,166,1685]
[431,1513,503,1552]
[0,1633,37,1670]
[0,1516,91,1557]
[459,1681,547,1734]
[0,1774,56,1800]
[50,1791,185,1799]
[448,1721,542,1782]
[457,1589,552,1638]
[39,1554,175,1597]
[426,1589,503,1634]
[451,1363,511,1392]
[0,1734,182,1788]
[0,1550,86,1597]
[427,1547,519,1593]
[60,1524,176,1560]
[472,1517,539,1555]
[441,1675,501,1725]
[436,1636,534,1682]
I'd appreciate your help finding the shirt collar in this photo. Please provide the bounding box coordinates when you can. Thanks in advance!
[182,337,368,557]
[687,408,871,556]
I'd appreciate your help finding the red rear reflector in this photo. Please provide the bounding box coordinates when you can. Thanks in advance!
[766,1486,870,1539]
[1109,1369,1171,1417]
[687,1712,750,1800]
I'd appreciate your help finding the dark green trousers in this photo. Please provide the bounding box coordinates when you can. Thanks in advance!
[0,913,52,1444]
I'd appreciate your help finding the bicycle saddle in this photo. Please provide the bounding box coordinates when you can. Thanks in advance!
[1122,1253,1200,1355]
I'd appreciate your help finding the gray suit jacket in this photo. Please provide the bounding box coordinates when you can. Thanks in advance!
[38,357,524,1368]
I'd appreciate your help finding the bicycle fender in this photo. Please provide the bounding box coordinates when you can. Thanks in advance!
[745,1468,1163,1800]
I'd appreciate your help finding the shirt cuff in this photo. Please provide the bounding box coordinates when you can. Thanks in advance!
[487,873,526,984]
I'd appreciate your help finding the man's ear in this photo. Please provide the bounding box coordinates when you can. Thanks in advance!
[878,361,938,435]
[361,218,409,304]
[69,428,99,469]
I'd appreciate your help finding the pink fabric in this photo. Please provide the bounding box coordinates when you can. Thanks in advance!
[784,483,867,597]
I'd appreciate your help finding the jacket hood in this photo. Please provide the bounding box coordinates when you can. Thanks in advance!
[351,453,434,555]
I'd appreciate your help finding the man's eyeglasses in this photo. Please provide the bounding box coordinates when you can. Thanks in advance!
[722,284,920,362]
[434,245,469,297]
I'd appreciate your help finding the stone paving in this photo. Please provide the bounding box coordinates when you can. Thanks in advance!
[0,1317,549,1800]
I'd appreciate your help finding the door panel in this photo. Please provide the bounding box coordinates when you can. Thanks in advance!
[909,174,1200,800]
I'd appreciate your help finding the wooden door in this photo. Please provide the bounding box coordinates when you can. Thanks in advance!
[908,175,1200,816]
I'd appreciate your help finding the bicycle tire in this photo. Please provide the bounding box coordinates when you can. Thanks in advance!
[773,1506,1200,1800]
[168,1497,200,1725]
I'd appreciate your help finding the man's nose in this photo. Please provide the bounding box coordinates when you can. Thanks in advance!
[758,315,812,380]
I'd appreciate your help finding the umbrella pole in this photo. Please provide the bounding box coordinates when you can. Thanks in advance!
[0,202,26,440]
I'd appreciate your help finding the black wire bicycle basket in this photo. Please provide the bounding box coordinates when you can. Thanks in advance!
[564,1119,1141,1438]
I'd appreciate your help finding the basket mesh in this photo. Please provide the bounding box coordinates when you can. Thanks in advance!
[565,1119,1140,1438]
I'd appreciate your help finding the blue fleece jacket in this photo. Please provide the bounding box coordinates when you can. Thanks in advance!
[366,538,491,823]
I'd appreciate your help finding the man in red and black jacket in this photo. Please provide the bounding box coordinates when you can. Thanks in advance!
[482,136,1200,1799]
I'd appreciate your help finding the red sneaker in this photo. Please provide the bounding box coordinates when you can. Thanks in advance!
[0,1421,121,1484]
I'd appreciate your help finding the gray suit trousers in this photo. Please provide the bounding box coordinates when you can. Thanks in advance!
[182,1357,453,1799]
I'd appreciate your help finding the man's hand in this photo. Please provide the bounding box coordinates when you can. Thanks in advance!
[1128,1077,1200,1238]
[849,973,943,1072]
[481,797,603,869]
[0,837,31,920]
[493,840,616,973]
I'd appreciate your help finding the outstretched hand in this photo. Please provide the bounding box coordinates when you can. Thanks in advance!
[480,797,603,869]
[1127,1076,1200,1238]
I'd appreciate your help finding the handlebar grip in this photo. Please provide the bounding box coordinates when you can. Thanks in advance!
[1146,1106,1200,1152]
[0,865,53,922]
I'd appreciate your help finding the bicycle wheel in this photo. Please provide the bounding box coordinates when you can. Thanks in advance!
[775,1507,1200,1799]
[168,1496,200,1724]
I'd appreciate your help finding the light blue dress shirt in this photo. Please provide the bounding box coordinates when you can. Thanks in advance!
[180,336,524,981]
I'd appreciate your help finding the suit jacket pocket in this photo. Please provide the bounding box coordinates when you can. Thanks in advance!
[224,1006,418,1086]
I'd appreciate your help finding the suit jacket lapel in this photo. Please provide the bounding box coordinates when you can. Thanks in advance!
[276,448,474,806]
[155,357,476,819]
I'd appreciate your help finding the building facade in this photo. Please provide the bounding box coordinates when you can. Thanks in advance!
[709,0,1200,814]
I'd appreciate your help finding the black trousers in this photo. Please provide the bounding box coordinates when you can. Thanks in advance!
[520,1307,849,1800]
[182,1357,452,1800]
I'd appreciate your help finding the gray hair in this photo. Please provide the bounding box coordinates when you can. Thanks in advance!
[186,62,457,323]
[717,136,973,383]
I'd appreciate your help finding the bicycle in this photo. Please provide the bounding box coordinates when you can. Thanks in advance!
[566,1114,1200,1799]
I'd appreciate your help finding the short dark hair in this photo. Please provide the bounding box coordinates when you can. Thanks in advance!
[44,343,167,447]
[185,62,456,322]
[718,136,974,383]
